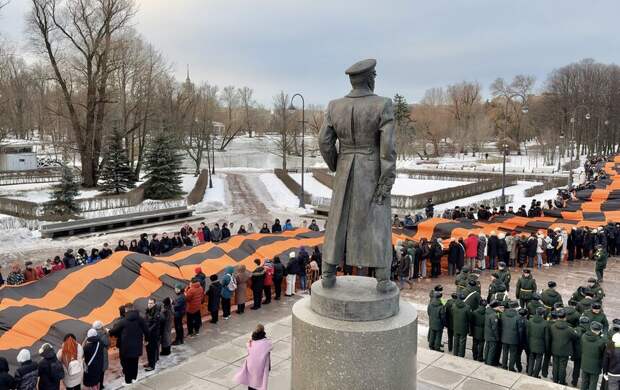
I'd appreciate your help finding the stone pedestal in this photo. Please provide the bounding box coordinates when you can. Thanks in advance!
[291,276,418,390]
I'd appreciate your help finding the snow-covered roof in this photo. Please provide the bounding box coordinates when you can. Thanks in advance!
[0,139,40,147]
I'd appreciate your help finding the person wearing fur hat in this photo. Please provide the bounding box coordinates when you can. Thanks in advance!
[516,269,537,308]
[92,321,110,388]
[15,349,38,390]
[541,281,563,315]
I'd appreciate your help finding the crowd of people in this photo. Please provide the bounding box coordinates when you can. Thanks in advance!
[0,244,322,389]
[426,244,619,389]
[0,218,322,287]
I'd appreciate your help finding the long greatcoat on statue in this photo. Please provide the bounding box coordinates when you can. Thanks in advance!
[318,88,396,268]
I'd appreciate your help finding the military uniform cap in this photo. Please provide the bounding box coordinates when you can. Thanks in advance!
[587,277,597,283]
[498,262,506,268]
[592,302,602,310]
[523,268,531,274]
[491,272,499,278]
[480,299,487,306]
[548,281,557,288]
[579,316,591,325]
[451,292,458,299]
[509,301,519,309]
[433,291,443,298]
[345,59,377,76]
[556,308,566,318]
[468,279,477,286]
[553,302,564,309]
[518,308,528,316]
[434,284,443,291]
[535,307,546,316]
[489,300,500,308]
[591,321,603,332]
[613,318,620,326]
[457,292,466,300]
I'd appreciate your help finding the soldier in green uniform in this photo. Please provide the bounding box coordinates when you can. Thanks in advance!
[566,302,581,327]
[516,268,536,308]
[452,292,471,357]
[541,280,564,314]
[429,284,444,301]
[464,279,481,311]
[572,316,591,387]
[584,302,609,335]
[580,321,607,390]
[527,307,549,378]
[491,284,510,307]
[587,277,605,303]
[470,299,487,362]
[498,261,511,292]
[527,293,545,318]
[484,300,502,366]
[578,289,596,314]
[468,270,482,294]
[516,308,529,372]
[549,308,579,385]
[427,291,446,352]
[444,292,458,352]
[569,285,589,307]
[593,244,608,282]
[455,266,470,292]
[501,300,520,371]
[487,272,505,302]
[542,310,558,378]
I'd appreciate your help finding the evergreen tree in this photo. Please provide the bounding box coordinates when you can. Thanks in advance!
[143,131,184,199]
[45,164,81,216]
[99,129,135,194]
[394,93,412,130]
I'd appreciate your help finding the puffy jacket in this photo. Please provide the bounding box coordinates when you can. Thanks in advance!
[500,309,519,345]
[541,288,563,311]
[484,308,500,342]
[465,235,478,258]
[0,357,15,390]
[487,235,499,257]
[221,274,233,299]
[14,360,38,390]
[527,315,548,354]
[581,331,606,374]
[549,320,578,357]
[526,237,538,257]
[469,306,486,340]
[82,336,104,387]
[603,342,620,376]
[451,300,471,335]
[185,281,204,314]
[37,347,64,390]
[173,293,186,318]
[476,236,486,260]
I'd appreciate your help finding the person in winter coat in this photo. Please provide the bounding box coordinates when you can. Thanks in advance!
[536,232,545,269]
[194,267,207,291]
[527,307,549,378]
[501,301,520,371]
[6,263,25,286]
[63,250,78,269]
[23,262,38,283]
[221,267,235,319]
[427,291,445,352]
[285,252,300,296]
[271,219,282,233]
[259,223,270,234]
[184,278,204,337]
[0,357,15,390]
[603,333,620,389]
[470,299,487,362]
[282,219,294,231]
[14,349,38,390]
[578,321,606,390]
[476,233,487,270]
[526,233,538,268]
[109,304,149,384]
[516,269,536,308]
[115,240,128,252]
[37,343,64,390]
[160,297,174,356]
[137,234,150,254]
[82,329,104,389]
[444,292,456,352]
[464,234,478,270]
[235,265,251,313]
[57,334,84,390]
[308,219,320,231]
[484,301,502,366]
[144,299,161,371]
[159,233,173,253]
[272,258,285,301]
[221,223,231,240]
[451,293,471,357]
[172,284,186,345]
[549,309,579,385]
[487,232,499,270]
[128,240,138,252]
[211,223,223,242]
[447,239,459,276]
[251,259,265,310]
[92,321,109,388]
[207,274,222,323]
[399,247,414,289]
[515,308,529,372]
[430,238,443,278]
[594,244,608,282]
[497,233,508,267]
[541,281,563,315]
[234,324,272,390]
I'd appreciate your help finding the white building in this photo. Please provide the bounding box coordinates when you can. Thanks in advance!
[0,141,38,171]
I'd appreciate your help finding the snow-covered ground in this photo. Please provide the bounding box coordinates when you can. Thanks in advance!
[193,174,228,212]
[259,173,306,211]
[289,173,332,198]
[0,183,100,202]
[392,176,466,196]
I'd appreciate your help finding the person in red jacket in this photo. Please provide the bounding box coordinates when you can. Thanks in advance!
[185,278,204,337]
[465,233,479,270]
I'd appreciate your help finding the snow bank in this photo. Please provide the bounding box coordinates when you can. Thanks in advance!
[289,173,332,198]
[194,174,228,212]
[259,173,303,210]
[391,177,466,196]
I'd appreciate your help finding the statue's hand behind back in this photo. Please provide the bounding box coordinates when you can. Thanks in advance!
[373,184,388,205]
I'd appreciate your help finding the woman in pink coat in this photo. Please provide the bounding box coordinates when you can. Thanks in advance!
[235,324,272,390]
[465,233,479,270]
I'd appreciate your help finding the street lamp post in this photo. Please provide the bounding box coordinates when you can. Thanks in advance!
[211,135,215,176]
[501,143,508,208]
[558,131,565,172]
[288,93,306,208]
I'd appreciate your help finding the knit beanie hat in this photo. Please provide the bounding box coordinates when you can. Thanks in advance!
[87,329,98,338]
[92,320,103,330]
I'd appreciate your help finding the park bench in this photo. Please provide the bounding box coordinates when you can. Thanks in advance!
[40,206,195,238]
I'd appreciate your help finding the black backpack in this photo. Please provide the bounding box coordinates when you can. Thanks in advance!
[50,358,65,382]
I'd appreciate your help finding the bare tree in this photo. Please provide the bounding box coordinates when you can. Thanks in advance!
[238,86,256,137]
[28,0,136,187]
[218,85,242,150]
[412,87,450,157]
[447,81,481,153]
[270,91,294,170]
[490,74,535,152]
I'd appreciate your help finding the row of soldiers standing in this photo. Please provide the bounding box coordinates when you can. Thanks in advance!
[427,260,618,389]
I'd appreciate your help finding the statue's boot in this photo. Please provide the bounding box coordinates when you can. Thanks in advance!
[375,266,397,293]
[321,263,337,288]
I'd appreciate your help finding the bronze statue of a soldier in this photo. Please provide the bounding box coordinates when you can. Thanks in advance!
[318,59,397,293]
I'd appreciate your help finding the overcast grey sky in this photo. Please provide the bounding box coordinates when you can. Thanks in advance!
[1,0,619,107]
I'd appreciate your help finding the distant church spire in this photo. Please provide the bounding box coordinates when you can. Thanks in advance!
[186,64,191,83]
